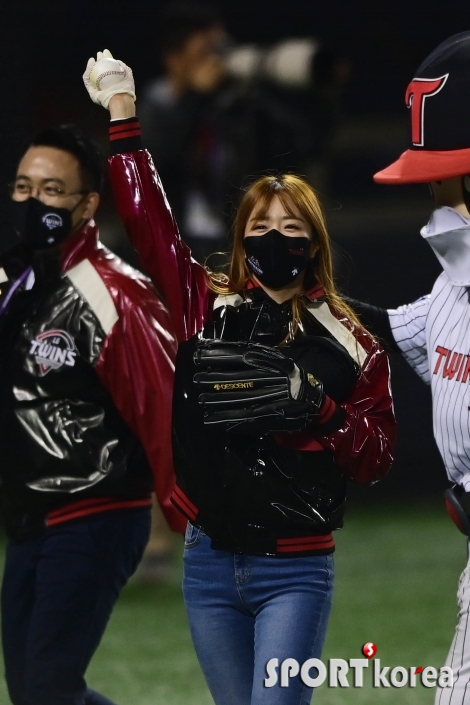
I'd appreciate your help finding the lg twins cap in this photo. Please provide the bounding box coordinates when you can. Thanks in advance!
[374,31,470,184]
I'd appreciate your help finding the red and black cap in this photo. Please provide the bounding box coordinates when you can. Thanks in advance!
[375,32,470,184]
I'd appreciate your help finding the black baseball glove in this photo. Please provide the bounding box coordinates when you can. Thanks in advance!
[193,339,324,433]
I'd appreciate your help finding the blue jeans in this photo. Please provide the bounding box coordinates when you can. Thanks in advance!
[182,524,334,705]
[1,509,151,705]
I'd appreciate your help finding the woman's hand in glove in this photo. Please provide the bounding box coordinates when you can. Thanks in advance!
[83,49,136,117]
[193,339,324,433]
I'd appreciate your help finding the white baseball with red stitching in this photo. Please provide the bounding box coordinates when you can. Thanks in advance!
[89,58,126,90]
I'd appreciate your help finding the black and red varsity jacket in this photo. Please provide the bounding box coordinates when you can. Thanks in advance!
[108,118,396,556]
[0,208,186,540]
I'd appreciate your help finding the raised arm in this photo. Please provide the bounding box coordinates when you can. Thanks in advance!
[83,51,213,343]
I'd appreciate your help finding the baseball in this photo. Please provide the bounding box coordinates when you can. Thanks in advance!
[89,58,126,90]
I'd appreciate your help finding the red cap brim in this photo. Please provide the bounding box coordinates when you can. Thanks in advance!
[374,147,470,184]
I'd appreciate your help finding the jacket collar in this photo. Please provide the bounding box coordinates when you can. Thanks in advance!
[60,220,100,273]
[245,278,325,301]
[421,206,470,286]
[303,282,325,301]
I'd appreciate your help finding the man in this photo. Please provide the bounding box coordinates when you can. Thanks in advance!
[0,117,185,705]
[341,32,470,704]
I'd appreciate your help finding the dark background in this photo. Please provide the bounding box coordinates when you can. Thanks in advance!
[2,0,469,503]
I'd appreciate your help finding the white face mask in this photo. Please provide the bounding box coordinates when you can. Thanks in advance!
[421,206,470,286]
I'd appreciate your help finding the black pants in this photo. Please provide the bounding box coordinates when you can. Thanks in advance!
[1,508,151,705]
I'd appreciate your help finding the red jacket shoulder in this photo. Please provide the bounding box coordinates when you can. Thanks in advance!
[86,244,176,343]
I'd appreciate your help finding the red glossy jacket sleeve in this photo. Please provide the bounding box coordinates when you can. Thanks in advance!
[315,341,396,484]
[275,336,395,485]
[108,147,212,343]
[94,271,186,534]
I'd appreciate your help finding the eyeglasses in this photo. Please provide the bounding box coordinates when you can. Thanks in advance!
[8,181,87,202]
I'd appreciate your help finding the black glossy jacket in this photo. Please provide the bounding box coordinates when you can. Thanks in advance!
[109,118,396,556]
[0,223,185,540]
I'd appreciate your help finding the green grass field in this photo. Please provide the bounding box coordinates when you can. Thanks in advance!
[0,502,465,704]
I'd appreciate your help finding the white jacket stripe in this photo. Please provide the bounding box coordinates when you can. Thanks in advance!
[306,302,368,367]
[66,260,118,334]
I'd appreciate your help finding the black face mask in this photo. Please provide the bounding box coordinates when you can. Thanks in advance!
[244,229,311,289]
[10,197,78,249]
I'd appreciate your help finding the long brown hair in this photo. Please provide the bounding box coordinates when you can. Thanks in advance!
[207,174,368,339]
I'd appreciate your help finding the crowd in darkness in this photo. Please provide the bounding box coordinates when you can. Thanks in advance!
[2,0,469,241]
[137,2,349,261]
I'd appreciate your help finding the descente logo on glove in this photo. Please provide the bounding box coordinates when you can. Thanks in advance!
[213,382,255,390]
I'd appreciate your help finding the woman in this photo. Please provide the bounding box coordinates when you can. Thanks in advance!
[85,52,396,705]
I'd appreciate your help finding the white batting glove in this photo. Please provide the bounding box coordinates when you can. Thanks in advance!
[83,49,136,110]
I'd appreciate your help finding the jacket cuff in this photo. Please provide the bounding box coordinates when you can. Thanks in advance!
[314,395,346,435]
[109,117,143,155]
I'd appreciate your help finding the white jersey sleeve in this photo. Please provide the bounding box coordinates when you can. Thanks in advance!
[387,295,431,383]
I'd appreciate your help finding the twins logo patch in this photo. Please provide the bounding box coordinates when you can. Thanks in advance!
[29,329,77,376]
[42,213,63,230]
